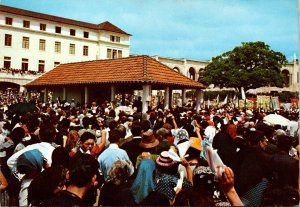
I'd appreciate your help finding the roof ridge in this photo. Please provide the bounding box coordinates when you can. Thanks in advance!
[0,5,129,35]
[143,56,148,78]
[150,56,199,81]
[57,55,149,66]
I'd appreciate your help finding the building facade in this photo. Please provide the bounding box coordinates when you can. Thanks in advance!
[0,5,130,90]
[154,55,299,93]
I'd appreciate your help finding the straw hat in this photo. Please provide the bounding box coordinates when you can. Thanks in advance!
[139,131,159,148]
[156,151,177,167]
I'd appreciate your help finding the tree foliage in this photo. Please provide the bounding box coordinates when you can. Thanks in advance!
[199,41,287,91]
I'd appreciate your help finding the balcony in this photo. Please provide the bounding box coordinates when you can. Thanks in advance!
[0,68,43,85]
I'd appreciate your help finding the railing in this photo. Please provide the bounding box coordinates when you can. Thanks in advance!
[0,68,44,76]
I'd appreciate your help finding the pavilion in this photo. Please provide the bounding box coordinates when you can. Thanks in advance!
[25,55,206,112]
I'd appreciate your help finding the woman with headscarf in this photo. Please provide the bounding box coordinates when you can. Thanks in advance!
[154,151,193,205]
[16,149,44,206]
[131,159,169,206]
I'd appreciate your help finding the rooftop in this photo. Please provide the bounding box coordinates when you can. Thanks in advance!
[26,55,206,89]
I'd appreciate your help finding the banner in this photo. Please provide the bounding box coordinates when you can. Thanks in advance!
[270,97,280,110]
[257,95,271,111]
[239,99,254,109]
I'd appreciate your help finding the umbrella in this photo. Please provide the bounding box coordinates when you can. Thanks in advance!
[114,106,134,115]
[263,114,290,126]
[8,103,39,114]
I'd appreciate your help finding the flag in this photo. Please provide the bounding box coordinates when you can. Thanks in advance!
[233,94,236,101]
[241,87,246,100]
[216,94,219,104]
[222,95,228,106]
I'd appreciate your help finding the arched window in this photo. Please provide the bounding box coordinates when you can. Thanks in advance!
[281,69,290,87]
[198,68,205,81]
[189,67,196,80]
[173,67,180,73]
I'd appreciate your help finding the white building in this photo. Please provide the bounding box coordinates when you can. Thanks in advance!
[0,5,130,90]
[154,56,299,93]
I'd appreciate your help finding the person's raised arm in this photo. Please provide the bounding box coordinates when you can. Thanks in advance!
[172,115,178,129]
[218,166,243,206]
[0,170,8,190]
[181,158,193,184]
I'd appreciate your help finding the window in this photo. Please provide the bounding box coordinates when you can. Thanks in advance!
[38,60,45,73]
[107,48,122,59]
[5,17,12,25]
[40,23,46,31]
[112,49,117,59]
[83,31,89,38]
[70,29,76,36]
[54,41,61,53]
[22,37,30,49]
[189,67,196,80]
[110,35,115,42]
[118,50,122,58]
[54,62,60,67]
[22,58,29,71]
[4,57,11,69]
[39,39,46,51]
[55,26,61,34]
[23,20,30,28]
[83,46,88,56]
[4,34,12,46]
[110,35,120,42]
[69,44,75,54]
[107,49,112,59]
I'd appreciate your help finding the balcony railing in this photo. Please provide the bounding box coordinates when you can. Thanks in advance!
[0,68,44,83]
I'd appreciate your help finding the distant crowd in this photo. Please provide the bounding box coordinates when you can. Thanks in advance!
[0,92,299,206]
[0,68,42,76]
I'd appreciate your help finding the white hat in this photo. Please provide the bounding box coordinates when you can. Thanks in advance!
[246,110,253,116]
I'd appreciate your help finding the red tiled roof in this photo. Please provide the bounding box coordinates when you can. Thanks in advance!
[0,5,130,35]
[26,56,206,89]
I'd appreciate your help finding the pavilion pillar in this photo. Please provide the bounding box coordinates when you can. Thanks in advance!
[195,89,203,112]
[62,87,66,101]
[20,86,25,93]
[43,88,47,103]
[142,84,151,113]
[111,85,116,102]
[122,92,126,105]
[26,88,30,101]
[169,89,173,109]
[164,87,170,110]
[84,86,89,104]
[182,89,186,106]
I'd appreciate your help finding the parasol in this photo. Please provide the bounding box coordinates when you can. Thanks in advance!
[263,114,290,126]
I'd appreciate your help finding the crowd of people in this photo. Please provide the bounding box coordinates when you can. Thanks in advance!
[0,95,299,206]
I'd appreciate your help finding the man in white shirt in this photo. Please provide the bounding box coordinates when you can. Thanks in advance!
[98,129,134,181]
[288,115,298,138]
[7,123,56,179]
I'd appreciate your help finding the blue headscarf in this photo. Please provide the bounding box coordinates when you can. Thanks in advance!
[17,149,43,174]
[131,159,155,204]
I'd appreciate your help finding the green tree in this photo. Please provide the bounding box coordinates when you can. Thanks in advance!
[199,41,287,91]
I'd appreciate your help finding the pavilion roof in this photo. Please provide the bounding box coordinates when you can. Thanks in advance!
[26,55,206,89]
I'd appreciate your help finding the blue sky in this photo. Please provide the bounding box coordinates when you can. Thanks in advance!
[2,0,298,61]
